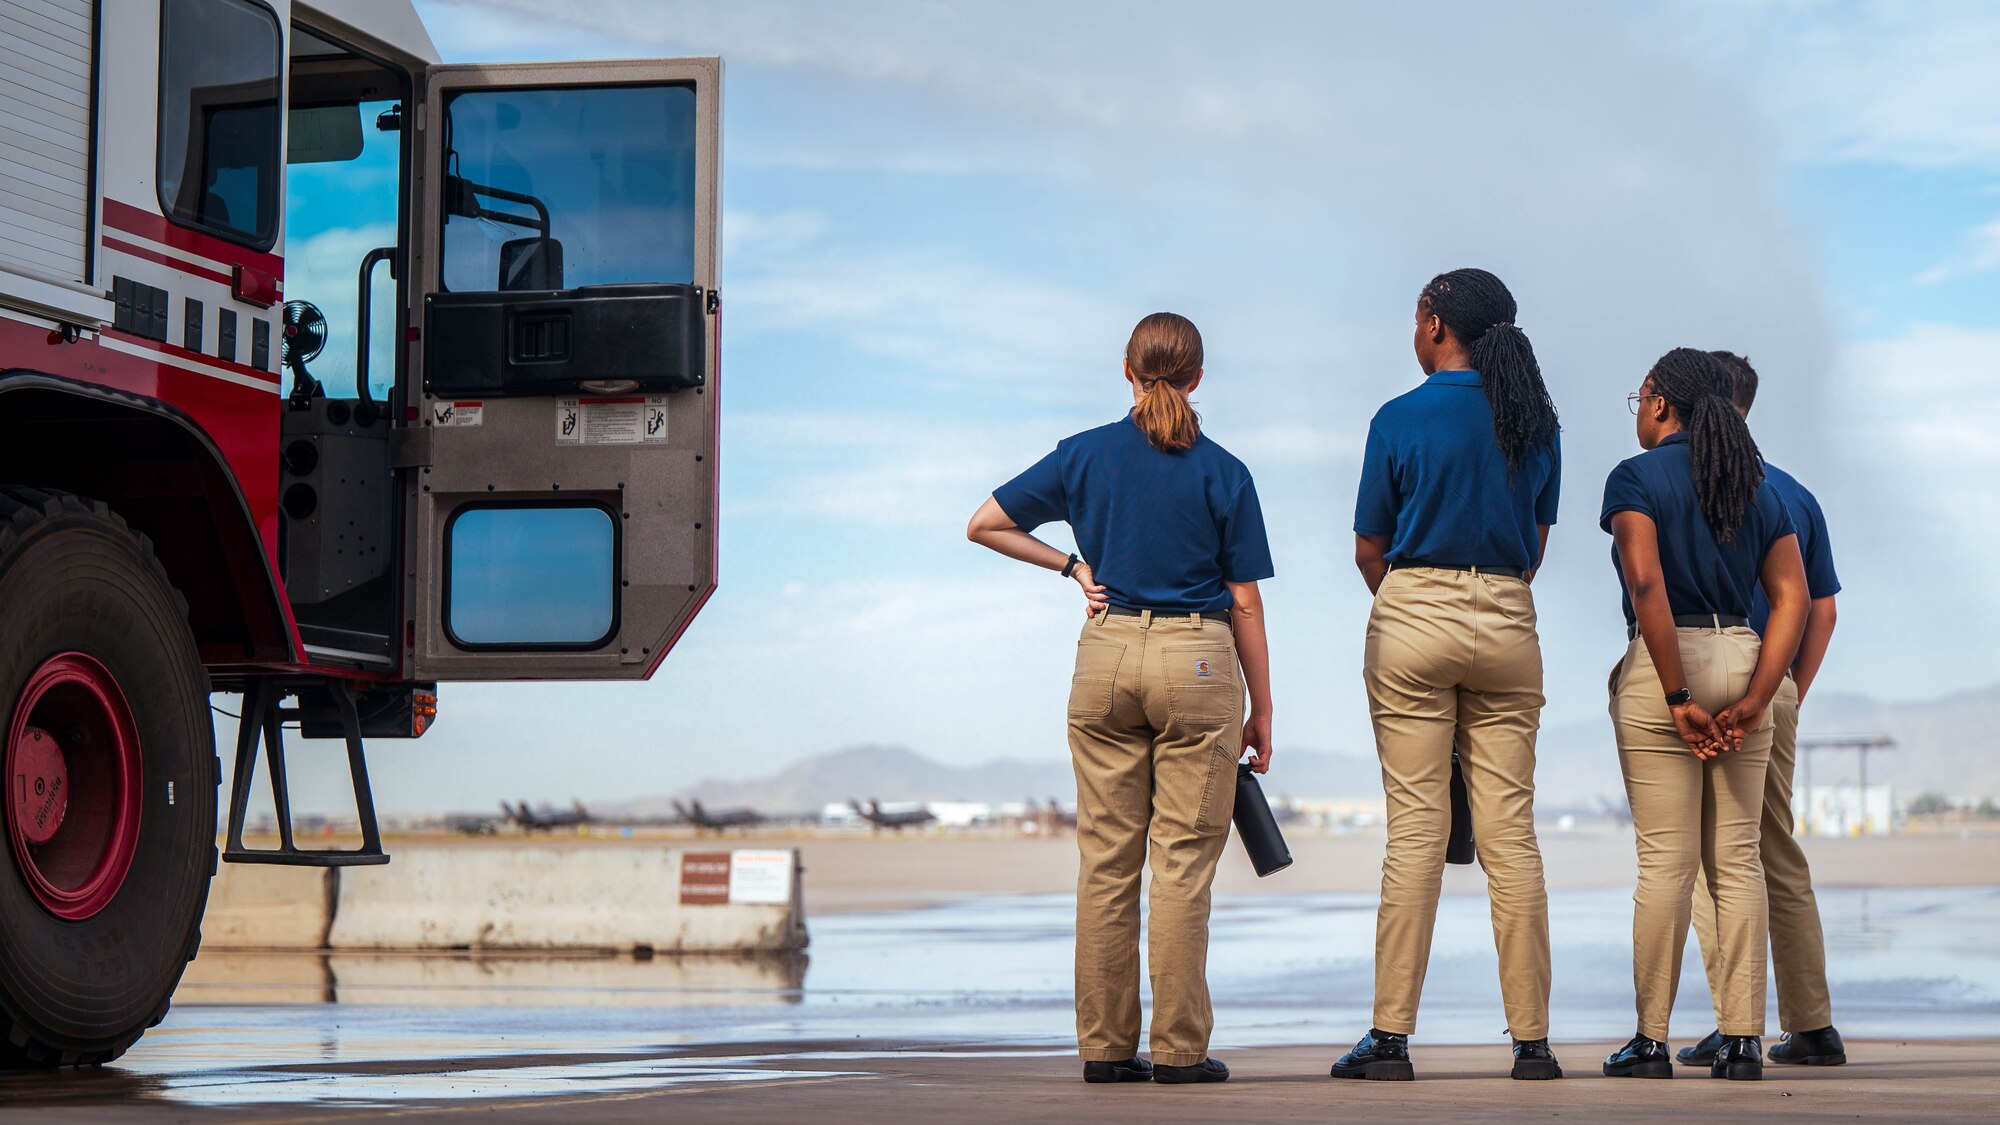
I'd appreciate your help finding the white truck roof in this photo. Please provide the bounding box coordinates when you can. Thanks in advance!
[296,0,442,66]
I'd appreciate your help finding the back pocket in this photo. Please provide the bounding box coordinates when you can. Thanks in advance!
[1067,640,1126,719]
[1162,642,1241,724]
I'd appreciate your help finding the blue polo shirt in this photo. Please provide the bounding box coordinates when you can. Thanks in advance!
[1598,432,1797,627]
[992,415,1274,614]
[1749,462,1840,634]
[1353,369,1560,570]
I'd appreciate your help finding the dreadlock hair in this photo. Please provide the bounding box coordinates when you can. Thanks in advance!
[1418,268,1559,476]
[1648,347,1765,545]
[1709,349,1758,414]
[1126,312,1203,453]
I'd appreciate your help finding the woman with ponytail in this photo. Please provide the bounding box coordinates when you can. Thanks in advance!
[966,312,1275,1086]
[1338,269,1564,1083]
[1598,348,1810,1082]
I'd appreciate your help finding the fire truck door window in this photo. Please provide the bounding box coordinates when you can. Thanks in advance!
[285,98,403,401]
[440,85,695,293]
[157,0,282,248]
[444,505,617,648]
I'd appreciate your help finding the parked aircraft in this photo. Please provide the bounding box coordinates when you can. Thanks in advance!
[502,800,593,832]
[675,799,762,832]
[850,799,937,831]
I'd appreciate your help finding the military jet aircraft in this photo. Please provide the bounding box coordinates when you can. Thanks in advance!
[674,799,762,833]
[501,799,593,832]
[850,798,937,832]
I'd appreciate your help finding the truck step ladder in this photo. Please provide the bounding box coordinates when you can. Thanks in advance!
[223,679,390,866]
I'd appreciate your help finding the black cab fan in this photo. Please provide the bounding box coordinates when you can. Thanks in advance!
[281,299,328,402]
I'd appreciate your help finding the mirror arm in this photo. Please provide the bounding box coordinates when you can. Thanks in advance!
[356,247,397,405]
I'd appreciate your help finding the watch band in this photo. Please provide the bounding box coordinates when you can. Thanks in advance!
[1061,553,1081,579]
[1664,687,1693,707]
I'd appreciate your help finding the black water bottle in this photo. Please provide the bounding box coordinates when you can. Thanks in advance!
[1446,752,1477,866]
[1233,762,1292,877]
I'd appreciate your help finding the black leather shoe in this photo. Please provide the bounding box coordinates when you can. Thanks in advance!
[1769,1026,1846,1066]
[1330,1029,1414,1081]
[1153,1058,1228,1084]
[1082,1056,1152,1083]
[1710,1035,1762,1080]
[1676,1028,1724,1067]
[1511,1037,1562,1080]
[1602,1034,1673,1078]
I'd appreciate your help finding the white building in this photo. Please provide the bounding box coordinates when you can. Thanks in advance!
[1793,785,1893,836]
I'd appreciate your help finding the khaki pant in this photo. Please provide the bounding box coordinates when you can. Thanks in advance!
[1068,610,1242,1066]
[1692,673,1832,1032]
[1363,567,1551,1039]
[1611,626,1772,1041]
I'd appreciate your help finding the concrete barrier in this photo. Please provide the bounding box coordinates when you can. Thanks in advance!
[316,845,808,954]
[201,864,335,950]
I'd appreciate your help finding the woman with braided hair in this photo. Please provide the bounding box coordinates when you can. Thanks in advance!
[1599,347,1810,1082]
[1337,268,1564,1083]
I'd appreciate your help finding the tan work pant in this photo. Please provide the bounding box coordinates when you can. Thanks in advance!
[1693,673,1831,1032]
[1611,626,1772,1041]
[1068,610,1241,1066]
[1363,567,1551,1039]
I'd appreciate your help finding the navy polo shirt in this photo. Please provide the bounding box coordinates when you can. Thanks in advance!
[1353,370,1560,570]
[1749,462,1840,634]
[992,415,1274,614]
[1598,432,1797,628]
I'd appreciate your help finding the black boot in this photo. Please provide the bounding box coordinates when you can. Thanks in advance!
[1082,1056,1152,1084]
[1675,1028,1724,1067]
[1330,1029,1414,1081]
[1602,1033,1673,1078]
[1710,1035,1763,1080]
[1153,1058,1229,1084]
[1511,1037,1562,1080]
[1769,1026,1846,1066]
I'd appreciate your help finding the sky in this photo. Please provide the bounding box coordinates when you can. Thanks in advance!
[265,0,2000,814]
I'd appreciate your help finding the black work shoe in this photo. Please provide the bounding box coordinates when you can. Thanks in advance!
[1510,1037,1562,1080]
[1082,1056,1153,1083]
[1676,1028,1724,1067]
[1603,1034,1673,1078]
[1710,1035,1763,1080]
[1153,1058,1229,1084]
[1769,1026,1846,1066]
[1330,1029,1414,1081]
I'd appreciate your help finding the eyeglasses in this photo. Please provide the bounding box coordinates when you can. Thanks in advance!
[1626,392,1662,415]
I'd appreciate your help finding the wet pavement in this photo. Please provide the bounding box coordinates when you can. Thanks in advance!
[2,886,1997,1119]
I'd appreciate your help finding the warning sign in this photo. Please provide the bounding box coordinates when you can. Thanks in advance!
[431,400,483,427]
[679,851,732,905]
[556,396,668,445]
[728,850,793,905]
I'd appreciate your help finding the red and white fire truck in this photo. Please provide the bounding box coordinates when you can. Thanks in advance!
[0,1,720,1065]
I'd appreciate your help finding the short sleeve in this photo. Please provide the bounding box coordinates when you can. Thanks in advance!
[1219,477,1276,582]
[1535,435,1562,526]
[991,448,1067,532]
[1798,490,1842,598]
[1353,420,1399,536]
[1598,460,1651,532]
[1757,481,1797,553]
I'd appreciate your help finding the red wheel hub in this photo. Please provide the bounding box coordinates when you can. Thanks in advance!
[5,653,142,920]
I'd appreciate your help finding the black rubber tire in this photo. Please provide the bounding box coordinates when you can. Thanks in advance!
[0,487,217,1069]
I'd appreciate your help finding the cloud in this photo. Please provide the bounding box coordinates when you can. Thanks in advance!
[1915,217,2000,283]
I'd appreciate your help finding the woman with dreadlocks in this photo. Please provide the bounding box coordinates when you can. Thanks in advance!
[1598,348,1809,1082]
[1334,269,1564,1083]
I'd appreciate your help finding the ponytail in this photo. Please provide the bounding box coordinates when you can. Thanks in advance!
[1646,348,1764,544]
[1419,269,1559,476]
[1125,311,1204,453]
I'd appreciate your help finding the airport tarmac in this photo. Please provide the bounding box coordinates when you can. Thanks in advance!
[2,882,1996,1120]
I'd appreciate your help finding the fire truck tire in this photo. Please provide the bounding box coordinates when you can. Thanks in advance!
[0,487,216,1069]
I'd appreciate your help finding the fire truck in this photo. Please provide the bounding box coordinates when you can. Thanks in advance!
[0,1,720,1066]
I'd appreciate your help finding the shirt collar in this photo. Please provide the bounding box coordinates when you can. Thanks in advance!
[1658,431,1691,448]
[1424,369,1481,387]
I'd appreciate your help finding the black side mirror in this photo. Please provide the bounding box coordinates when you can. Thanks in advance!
[499,237,564,291]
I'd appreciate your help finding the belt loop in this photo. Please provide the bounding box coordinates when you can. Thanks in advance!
[1092,606,1106,627]
[1140,609,1153,629]
[1192,612,1203,630]
[1711,613,1722,633]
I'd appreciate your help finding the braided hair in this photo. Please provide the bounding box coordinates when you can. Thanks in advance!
[1418,268,1559,476]
[1647,348,1765,544]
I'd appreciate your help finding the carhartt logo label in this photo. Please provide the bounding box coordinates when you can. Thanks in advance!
[1194,659,1213,677]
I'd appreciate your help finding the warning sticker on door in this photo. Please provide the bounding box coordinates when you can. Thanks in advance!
[431,400,483,427]
[557,396,668,445]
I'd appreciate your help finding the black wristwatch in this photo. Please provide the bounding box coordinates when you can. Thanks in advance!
[1664,687,1693,707]
[1061,553,1081,579]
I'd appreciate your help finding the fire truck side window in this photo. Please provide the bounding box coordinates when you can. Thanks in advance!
[157,0,282,248]
[444,505,618,648]
[440,84,696,293]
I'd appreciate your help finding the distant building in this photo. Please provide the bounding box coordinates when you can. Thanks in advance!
[1793,785,1893,836]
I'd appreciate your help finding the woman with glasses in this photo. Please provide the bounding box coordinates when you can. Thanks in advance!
[1336,268,1563,1083]
[1599,348,1810,1081]
[967,312,1274,1086]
